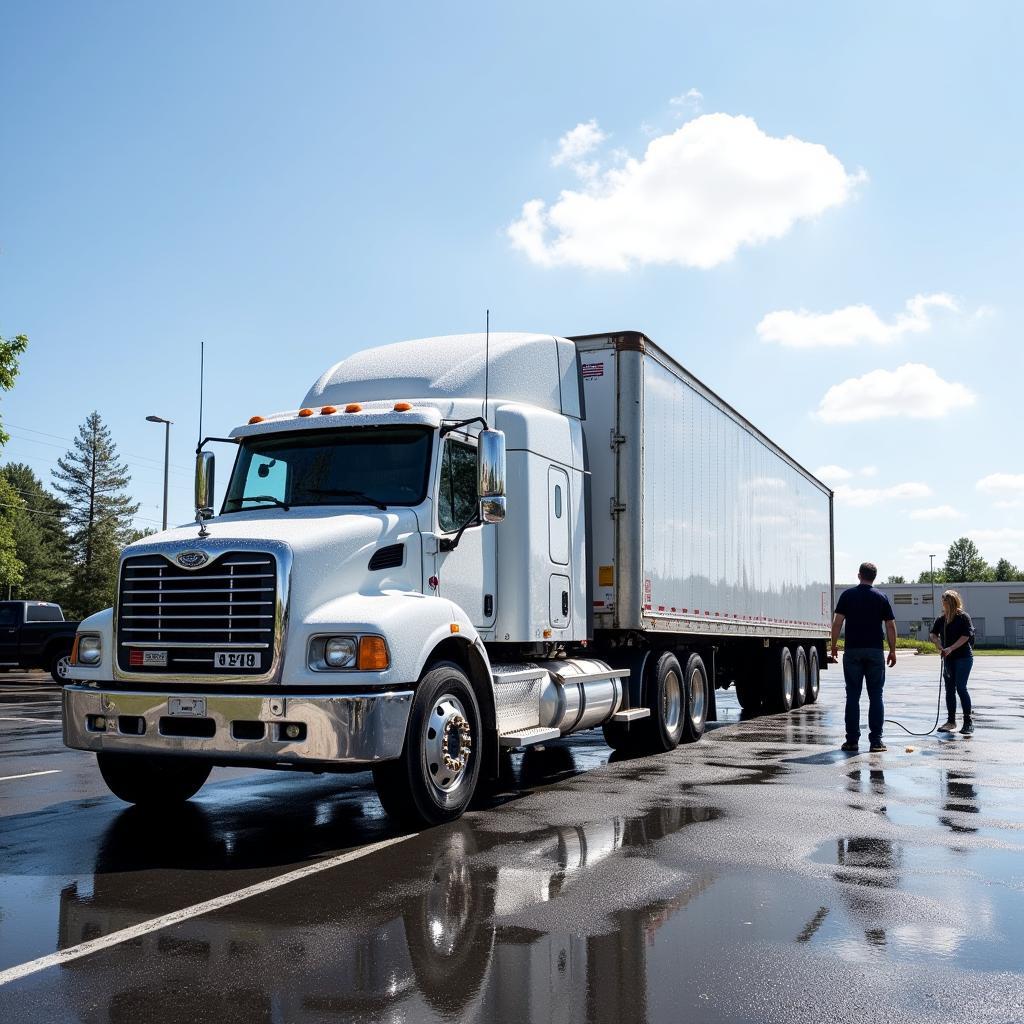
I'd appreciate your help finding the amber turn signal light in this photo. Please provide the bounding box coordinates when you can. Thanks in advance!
[393,401,412,411]
[298,408,313,417]
[320,406,337,415]
[345,403,362,413]
[70,635,81,666]
[357,635,389,671]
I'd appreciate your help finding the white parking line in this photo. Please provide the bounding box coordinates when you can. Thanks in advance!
[0,769,62,782]
[0,831,418,986]
[0,716,62,724]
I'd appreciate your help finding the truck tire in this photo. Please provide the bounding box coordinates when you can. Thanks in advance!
[372,661,482,827]
[681,653,708,743]
[97,752,211,806]
[50,650,73,684]
[647,652,685,752]
[806,647,821,704]
[792,646,809,708]
[733,679,762,715]
[771,646,795,713]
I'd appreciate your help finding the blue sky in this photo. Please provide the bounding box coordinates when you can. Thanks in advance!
[1,1,1021,581]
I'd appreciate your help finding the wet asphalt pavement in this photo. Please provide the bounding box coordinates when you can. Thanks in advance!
[1,656,1022,1023]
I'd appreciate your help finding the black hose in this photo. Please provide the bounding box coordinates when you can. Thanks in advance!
[884,656,945,737]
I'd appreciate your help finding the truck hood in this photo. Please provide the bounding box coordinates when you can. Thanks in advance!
[122,507,425,610]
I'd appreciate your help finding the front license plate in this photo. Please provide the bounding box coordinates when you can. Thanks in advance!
[214,651,262,670]
[168,697,206,717]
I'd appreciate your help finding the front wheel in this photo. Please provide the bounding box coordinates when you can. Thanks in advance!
[97,752,211,806]
[50,651,72,684]
[373,662,482,828]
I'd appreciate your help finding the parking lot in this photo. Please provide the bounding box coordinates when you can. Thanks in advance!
[1,656,1022,1023]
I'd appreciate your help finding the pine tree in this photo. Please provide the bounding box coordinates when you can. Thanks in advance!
[0,332,30,589]
[52,412,140,618]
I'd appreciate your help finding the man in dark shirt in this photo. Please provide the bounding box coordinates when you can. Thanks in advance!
[831,561,897,753]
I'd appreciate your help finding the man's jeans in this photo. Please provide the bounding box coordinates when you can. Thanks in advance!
[944,654,974,720]
[843,648,886,746]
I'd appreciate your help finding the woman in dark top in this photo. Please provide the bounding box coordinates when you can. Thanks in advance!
[930,589,975,735]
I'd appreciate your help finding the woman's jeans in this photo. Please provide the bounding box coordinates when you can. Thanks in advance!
[843,648,886,746]
[944,654,974,720]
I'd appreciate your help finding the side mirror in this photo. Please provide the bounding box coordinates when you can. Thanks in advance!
[477,429,506,524]
[195,451,215,519]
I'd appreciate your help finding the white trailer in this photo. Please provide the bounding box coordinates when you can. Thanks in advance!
[63,330,833,825]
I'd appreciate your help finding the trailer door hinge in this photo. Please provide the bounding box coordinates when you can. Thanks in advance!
[610,498,627,517]
[610,429,626,450]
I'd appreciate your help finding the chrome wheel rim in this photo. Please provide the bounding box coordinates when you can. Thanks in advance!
[56,655,71,680]
[663,669,682,732]
[782,658,794,704]
[425,694,473,795]
[796,658,807,701]
[809,657,819,697]
[689,667,706,728]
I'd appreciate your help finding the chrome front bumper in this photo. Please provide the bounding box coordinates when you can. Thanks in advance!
[62,685,413,766]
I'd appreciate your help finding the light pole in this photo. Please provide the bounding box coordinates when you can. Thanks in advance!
[146,415,173,531]
[929,554,936,615]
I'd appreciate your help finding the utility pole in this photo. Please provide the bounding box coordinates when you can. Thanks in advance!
[146,415,173,531]
[929,554,936,614]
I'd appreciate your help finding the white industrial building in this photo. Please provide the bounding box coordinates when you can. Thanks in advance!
[833,582,1024,647]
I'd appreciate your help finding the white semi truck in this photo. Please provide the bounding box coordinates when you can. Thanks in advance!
[64,331,833,825]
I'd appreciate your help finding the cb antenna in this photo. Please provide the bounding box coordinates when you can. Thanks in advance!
[197,341,205,453]
[482,309,490,424]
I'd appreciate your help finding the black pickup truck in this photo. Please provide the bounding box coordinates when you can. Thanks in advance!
[0,601,80,682]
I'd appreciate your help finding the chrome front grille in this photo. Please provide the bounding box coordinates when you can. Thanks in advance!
[116,552,277,675]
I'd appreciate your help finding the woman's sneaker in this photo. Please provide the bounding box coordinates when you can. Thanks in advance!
[960,718,974,735]
[937,720,956,733]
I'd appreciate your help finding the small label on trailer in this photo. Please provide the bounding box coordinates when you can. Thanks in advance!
[581,362,605,379]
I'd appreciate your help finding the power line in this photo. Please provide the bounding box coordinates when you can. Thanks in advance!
[5,432,191,478]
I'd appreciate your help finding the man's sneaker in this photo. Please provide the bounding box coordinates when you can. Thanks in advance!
[960,718,975,735]
[841,741,858,752]
[869,742,888,753]
[937,720,956,733]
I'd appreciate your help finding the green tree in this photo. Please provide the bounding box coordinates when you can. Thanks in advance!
[0,333,29,446]
[886,575,906,584]
[1,463,72,600]
[917,568,946,584]
[993,557,1024,582]
[943,537,991,583]
[52,412,139,618]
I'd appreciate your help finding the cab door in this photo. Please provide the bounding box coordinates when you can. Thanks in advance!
[548,467,571,628]
[435,436,497,630]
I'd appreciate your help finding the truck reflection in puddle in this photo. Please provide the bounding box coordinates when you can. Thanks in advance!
[58,798,720,1022]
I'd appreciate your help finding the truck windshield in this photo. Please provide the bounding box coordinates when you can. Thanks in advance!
[223,427,434,512]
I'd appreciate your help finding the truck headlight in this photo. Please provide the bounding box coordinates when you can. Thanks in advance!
[308,635,357,670]
[77,635,102,666]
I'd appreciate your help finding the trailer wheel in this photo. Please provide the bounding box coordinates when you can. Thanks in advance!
[681,653,708,743]
[806,647,821,704]
[793,646,809,708]
[97,752,211,806]
[372,661,481,827]
[771,646,796,713]
[733,679,762,715]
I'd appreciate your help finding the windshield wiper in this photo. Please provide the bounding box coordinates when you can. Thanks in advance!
[308,488,388,510]
[225,495,291,511]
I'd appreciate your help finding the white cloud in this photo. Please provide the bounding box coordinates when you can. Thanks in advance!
[970,527,1024,561]
[757,293,958,348]
[859,465,878,478]
[816,363,975,423]
[909,505,965,521]
[669,88,704,115]
[551,120,608,170]
[976,473,1024,496]
[508,113,864,271]
[834,482,932,508]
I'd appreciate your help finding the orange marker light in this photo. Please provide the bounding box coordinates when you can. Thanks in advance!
[248,415,265,424]
[393,401,412,411]
[345,403,362,413]
[298,408,313,417]
[320,406,337,415]
[70,635,81,666]
[543,629,553,639]
[450,623,460,634]
[357,635,390,671]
